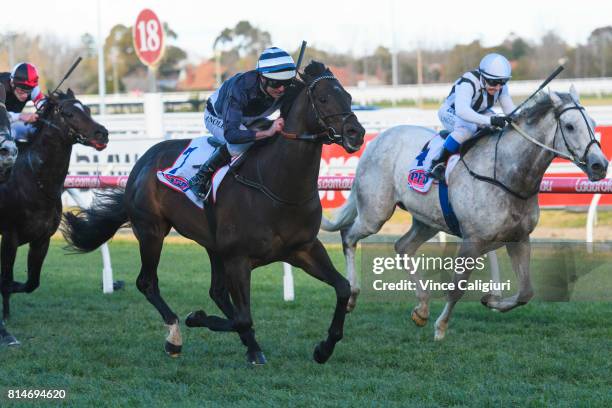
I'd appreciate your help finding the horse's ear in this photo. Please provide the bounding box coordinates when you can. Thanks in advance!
[569,84,580,103]
[549,89,564,109]
[67,88,75,98]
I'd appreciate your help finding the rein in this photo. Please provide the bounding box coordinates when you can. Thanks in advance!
[460,100,600,200]
[233,73,353,205]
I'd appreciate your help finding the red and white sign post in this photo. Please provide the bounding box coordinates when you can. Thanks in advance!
[133,8,165,91]
[133,8,166,139]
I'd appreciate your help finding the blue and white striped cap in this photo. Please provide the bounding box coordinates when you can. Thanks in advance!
[256,47,296,80]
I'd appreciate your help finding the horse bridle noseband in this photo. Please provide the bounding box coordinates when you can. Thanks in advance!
[38,98,90,144]
[281,74,356,144]
[552,101,600,167]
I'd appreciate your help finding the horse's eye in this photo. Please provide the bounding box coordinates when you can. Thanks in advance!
[319,96,328,104]
[565,123,575,131]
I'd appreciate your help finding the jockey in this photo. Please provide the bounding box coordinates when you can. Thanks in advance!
[429,53,516,180]
[189,46,296,199]
[0,62,46,143]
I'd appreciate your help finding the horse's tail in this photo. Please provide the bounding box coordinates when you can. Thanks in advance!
[320,188,358,232]
[62,189,128,253]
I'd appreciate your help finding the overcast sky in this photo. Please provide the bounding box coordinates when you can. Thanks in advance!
[5,0,612,60]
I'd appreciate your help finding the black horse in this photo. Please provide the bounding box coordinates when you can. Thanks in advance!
[0,89,108,346]
[0,84,18,180]
[62,61,365,364]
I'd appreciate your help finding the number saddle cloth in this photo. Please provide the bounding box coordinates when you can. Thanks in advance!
[407,131,460,194]
[156,136,240,208]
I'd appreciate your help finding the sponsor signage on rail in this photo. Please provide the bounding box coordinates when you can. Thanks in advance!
[133,9,165,67]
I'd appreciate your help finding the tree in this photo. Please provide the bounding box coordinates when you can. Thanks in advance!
[213,21,273,77]
[587,26,612,77]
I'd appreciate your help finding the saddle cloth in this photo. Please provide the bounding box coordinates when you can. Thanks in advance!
[407,133,460,193]
[156,137,238,208]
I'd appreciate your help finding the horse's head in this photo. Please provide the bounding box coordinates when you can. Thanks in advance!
[40,89,108,151]
[0,84,18,177]
[547,87,608,181]
[285,61,365,153]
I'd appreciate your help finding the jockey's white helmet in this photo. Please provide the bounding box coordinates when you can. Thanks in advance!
[478,53,512,80]
[256,47,296,80]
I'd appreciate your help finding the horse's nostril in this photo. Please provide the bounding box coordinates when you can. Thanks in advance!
[591,162,603,172]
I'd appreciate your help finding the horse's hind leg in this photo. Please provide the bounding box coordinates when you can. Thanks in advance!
[341,195,396,312]
[287,239,351,364]
[482,237,534,312]
[133,222,182,357]
[394,219,439,327]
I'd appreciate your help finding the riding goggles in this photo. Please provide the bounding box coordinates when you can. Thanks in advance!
[484,77,509,87]
[265,78,292,89]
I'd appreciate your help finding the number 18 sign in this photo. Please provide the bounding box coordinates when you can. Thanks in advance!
[133,9,165,67]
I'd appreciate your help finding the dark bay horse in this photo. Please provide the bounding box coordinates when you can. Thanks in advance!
[62,61,365,364]
[0,89,108,346]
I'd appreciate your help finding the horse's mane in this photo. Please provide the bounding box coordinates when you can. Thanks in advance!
[33,90,71,132]
[280,60,333,119]
[517,91,573,125]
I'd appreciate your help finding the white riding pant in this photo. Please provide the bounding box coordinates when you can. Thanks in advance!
[204,110,253,156]
[438,105,494,144]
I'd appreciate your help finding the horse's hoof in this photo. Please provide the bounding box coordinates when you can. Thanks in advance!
[246,350,267,366]
[411,307,428,327]
[346,288,360,313]
[164,341,182,357]
[185,310,207,328]
[0,333,20,347]
[481,294,502,310]
[313,341,331,364]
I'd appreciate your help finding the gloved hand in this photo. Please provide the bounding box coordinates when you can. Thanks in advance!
[490,115,511,128]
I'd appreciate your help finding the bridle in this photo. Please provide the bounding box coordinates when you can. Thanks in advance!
[37,97,91,144]
[280,74,357,144]
[461,99,600,200]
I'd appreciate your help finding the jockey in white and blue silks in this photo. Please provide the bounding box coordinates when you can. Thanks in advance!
[429,53,516,181]
[189,46,297,199]
[0,62,46,143]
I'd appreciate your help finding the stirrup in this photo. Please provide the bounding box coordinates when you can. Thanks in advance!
[429,162,446,182]
[191,178,212,200]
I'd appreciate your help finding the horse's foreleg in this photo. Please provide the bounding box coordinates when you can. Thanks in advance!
[434,241,485,340]
[134,229,182,357]
[10,237,50,294]
[395,220,439,327]
[222,256,265,365]
[0,232,18,320]
[287,240,350,364]
[483,238,533,312]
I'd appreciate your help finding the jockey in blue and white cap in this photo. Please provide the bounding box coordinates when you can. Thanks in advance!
[189,46,297,199]
[429,53,516,181]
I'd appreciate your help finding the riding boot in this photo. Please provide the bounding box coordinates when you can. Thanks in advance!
[189,144,232,199]
[428,147,453,182]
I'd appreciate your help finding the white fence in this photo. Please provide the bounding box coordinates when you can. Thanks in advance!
[77,77,612,108]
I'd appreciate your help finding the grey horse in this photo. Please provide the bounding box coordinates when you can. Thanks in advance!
[322,87,609,340]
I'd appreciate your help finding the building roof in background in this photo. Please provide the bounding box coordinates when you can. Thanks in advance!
[177,60,219,91]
